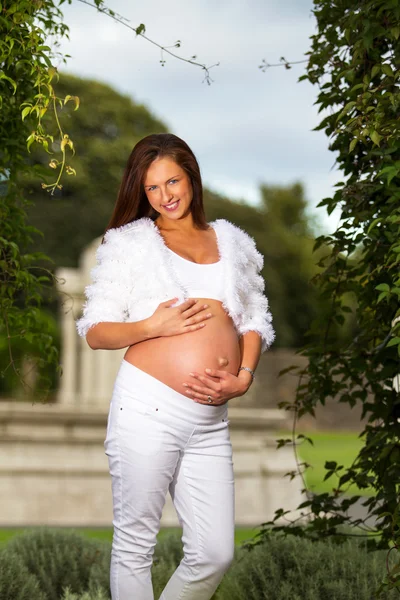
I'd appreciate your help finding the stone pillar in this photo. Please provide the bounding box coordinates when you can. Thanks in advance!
[93,350,113,408]
[80,335,95,408]
[56,267,82,407]
[59,303,79,406]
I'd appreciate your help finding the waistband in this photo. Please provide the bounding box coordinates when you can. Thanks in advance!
[113,359,228,427]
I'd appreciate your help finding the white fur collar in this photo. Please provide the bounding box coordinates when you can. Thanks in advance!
[109,216,253,321]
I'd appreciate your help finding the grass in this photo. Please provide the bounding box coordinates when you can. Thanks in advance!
[276,429,374,497]
[0,526,261,548]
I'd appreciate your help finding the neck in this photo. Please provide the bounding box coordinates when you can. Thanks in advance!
[155,213,197,235]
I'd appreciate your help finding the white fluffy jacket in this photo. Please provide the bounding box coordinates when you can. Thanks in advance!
[76,217,275,353]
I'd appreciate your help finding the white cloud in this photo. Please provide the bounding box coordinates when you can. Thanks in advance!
[54,0,343,234]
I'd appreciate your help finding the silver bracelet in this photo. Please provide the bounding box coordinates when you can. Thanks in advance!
[237,366,255,382]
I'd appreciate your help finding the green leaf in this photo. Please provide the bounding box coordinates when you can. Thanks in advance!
[21,106,31,121]
[377,291,388,303]
[375,283,390,292]
[27,136,35,152]
[135,23,146,35]
[371,65,380,78]
[325,461,338,470]
[370,130,382,146]
[388,169,399,185]
[349,137,358,152]
[382,63,394,77]
[367,217,381,233]
[336,101,356,122]
[341,305,352,313]
[0,72,17,94]
[334,314,345,325]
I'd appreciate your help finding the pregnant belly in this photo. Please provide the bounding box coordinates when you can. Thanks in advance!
[123,299,241,398]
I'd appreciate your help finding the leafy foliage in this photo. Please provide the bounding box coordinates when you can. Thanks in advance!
[60,588,110,600]
[2,528,396,600]
[217,533,397,599]
[0,1,71,400]
[5,527,108,600]
[0,547,45,600]
[22,71,168,269]
[250,0,400,593]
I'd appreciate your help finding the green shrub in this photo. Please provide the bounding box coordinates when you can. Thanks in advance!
[151,528,241,600]
[60,586,109,600]
[216,533,397,600]
[5,527,107,600]
[86,540,110,597]
[152,529,183,597]
[0,547,45,600]
[153,529,184,566]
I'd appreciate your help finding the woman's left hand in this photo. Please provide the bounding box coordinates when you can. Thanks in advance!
[182,368,251,405]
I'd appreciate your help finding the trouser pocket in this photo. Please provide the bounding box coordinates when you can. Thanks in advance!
[115,392,165,457]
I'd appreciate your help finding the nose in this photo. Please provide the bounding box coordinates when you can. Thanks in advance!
[161,188,174,205]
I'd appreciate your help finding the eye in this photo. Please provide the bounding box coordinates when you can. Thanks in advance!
[169,179,178,184]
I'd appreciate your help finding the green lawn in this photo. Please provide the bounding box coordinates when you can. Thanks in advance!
[276,429,373,497]
[0,526,261,547]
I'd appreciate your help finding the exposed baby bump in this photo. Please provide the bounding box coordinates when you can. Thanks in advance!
[124,305,242,398]
[164,327,240,376]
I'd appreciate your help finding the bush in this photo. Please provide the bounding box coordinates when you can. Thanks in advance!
[0,547,45,600]
[216,533,397,600]
[151,528,242,600]
[4,527,108,600]
[8,527,394,600]
[152,530,183,598]
[85,540,111,597]
[60,587,109,600]
[153,529,184,566]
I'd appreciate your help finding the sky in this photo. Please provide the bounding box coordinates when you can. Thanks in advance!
[53,0,343,235]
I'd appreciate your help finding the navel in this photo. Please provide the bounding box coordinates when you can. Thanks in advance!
[218,356,229,367]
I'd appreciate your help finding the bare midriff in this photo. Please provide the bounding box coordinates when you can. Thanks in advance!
[123,298,241,397]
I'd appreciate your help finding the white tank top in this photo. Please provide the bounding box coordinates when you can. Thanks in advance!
[166,246,225,302]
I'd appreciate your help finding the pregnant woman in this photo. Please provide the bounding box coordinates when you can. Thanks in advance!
[76,133,275,600]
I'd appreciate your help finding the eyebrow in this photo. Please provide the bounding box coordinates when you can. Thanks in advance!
[144,174,180,188]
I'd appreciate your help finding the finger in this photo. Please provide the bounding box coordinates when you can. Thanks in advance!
[188,374,220,392]
[195,395,225,406]
[180,298,198,312]
[163,297,179,306]
[186,383,217,396]
[204,368,227,378]
[183,385,218,403]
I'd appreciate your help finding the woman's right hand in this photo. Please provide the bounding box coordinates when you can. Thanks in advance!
[148,298,213,337]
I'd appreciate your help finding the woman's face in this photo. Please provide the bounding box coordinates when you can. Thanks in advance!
[143,156,193,222]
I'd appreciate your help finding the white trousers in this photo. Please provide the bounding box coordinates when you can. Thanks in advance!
[104,359,235,600]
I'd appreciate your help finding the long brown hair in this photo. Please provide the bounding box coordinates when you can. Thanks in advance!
[103,133,208,239]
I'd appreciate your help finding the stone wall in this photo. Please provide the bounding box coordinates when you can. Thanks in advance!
[239,348,369,432]
[0,400,305,527]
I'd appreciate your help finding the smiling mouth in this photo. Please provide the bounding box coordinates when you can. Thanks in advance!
[163,200,180,210]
